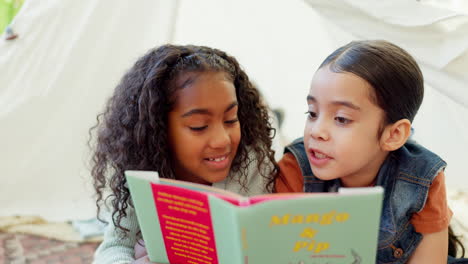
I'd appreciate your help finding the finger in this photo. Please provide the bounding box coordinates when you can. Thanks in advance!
[134,239,148,259]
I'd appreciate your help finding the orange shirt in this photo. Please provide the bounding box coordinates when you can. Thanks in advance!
[275,153,452,234]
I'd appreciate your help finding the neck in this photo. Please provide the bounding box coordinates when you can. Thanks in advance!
[340,151,389,187]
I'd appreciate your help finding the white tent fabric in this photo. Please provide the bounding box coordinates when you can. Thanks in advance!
[0,0,179,221]
[1,0,467,221]
[305,0,468,105]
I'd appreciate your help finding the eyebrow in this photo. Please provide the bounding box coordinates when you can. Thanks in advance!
[181,102,238,118]
[307,95,361,111]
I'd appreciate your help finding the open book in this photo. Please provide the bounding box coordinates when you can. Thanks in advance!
[126,170,383,264]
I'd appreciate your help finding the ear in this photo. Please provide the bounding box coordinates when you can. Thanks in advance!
[380,119,412,151]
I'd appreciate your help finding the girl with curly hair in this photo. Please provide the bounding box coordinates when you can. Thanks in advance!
[90,44,278,264]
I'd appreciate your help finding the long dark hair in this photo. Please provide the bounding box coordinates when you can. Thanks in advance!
[89,44,278,234]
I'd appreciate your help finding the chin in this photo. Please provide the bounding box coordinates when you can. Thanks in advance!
[205,172,230,184]
[311,169,335,181]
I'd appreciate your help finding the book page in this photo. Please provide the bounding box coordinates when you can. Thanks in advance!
[151,183,220,264]
[236,188,384,263]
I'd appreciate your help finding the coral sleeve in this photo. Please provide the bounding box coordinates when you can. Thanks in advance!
[410,171,453,234]
[275,153,304,193]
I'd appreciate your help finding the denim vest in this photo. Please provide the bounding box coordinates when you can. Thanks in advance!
[285,137,446,264]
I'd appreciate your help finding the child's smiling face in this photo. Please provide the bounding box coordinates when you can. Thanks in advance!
[304,67,390,187]
[168,71,241,185]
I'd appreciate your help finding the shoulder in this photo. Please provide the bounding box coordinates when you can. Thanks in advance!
[216,145,274,196]
[244,144,276,176]
[279,152,300,167]
[395,140,445,166]
[390,140,446,183]
[284,137,306,158]
[411,171,452,233]
[284,137,305,151]
[275,152,303,193]
[93,207,139,263]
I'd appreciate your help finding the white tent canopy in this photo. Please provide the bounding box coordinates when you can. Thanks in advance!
[1,0,467,221]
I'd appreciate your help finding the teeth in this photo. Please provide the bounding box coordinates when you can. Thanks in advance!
[208,156,226,162]
[314,152,327,159]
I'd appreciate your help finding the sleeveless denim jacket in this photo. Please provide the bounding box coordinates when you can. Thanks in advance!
[285,137,446,263]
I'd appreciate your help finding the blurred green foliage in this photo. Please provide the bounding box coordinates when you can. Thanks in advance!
[1,0,24,33]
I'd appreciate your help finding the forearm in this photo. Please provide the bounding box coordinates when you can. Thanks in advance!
[407,228,448,264]
[94,243,135,264]
[93,209,140,264]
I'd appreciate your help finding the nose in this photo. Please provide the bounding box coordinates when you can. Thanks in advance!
[307,118,329,141]
[209,124,231,149]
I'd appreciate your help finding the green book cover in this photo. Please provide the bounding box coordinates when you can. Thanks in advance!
[126,170,383,264]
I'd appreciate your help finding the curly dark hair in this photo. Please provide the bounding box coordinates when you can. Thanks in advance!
[89,44,279,234]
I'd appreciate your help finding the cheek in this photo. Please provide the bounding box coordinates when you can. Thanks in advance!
[360,122,383,145]
[303,121,311,138]
[167,128,177,155]
[338,129,379,156]
[169,126,200,160]
[232,126,241,148]
[167,113,179,145]
[173,134,204,168]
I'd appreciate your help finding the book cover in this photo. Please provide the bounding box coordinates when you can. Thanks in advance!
[126,170,383,264]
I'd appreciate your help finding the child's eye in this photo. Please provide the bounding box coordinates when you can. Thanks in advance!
[305,111,317,119]
[189,126,207,131]
[225,118,239,125]
[335,116,352,125]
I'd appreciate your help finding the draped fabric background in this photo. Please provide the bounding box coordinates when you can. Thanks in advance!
[1,0,467,221]
[0,0,179,220]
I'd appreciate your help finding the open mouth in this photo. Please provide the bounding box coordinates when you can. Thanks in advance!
[205,156,228,162]
[312,151,330,159]
[308,149,332,166]
[204,154,231,170]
